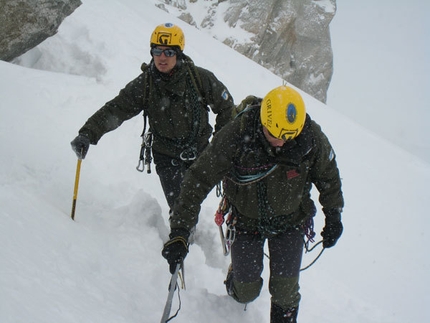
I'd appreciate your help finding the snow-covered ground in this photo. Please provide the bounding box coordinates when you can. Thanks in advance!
[1,0,429,322]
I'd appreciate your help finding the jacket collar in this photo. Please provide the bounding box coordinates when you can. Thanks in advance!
[149,58,188,96]
[255,113,314,164]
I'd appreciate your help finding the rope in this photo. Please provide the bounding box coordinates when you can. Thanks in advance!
[300,245,325,271]
[263,240,325,272]
[227,164,278,186]
[165,283,182,322]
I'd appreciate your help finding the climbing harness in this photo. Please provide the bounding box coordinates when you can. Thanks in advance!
[136,57,207,174]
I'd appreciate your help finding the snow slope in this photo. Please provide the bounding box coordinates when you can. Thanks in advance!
[329,0,430,163]
[1,0,429,322]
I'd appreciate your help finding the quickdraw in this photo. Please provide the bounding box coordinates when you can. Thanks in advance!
[136,132,153,173]
[214,195,236,256]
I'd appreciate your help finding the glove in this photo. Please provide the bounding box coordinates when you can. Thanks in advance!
[71,134,90,159]
[321,209,343,248]
[162,228,190,274]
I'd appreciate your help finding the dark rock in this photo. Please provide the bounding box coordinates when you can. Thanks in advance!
[0,0,82,62]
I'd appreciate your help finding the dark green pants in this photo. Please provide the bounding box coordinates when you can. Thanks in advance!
[229,229,304,310]
[154,152,192,210]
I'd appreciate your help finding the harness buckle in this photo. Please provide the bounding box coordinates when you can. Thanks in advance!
[180,147,197,161]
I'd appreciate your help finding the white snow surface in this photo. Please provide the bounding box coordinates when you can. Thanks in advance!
[0,0,429,322]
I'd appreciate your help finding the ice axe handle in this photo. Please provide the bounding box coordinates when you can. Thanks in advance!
[71,158,82,220]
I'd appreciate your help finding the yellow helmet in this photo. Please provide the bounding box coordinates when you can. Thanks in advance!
[150,23,185,51]
[260,86,306,140]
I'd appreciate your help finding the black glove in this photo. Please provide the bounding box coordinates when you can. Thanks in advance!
[232,95,262,118]
[321,210,343,248]
[162,228,190,274]
[71,134,90,159]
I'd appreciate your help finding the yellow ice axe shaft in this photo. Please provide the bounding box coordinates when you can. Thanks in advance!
[71,159,82,220]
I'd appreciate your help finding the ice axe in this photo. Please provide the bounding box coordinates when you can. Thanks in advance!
[160,263,184,323]
[70,158,82,220]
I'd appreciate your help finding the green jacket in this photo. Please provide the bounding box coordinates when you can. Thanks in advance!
[78,55,234,160]
[170,106,344,235]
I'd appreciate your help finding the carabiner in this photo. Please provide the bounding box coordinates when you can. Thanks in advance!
[136,144,145,172]
[136,159,145,172]
[225,224,236,247]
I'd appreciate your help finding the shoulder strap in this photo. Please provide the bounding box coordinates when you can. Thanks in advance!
[140,63,151,136]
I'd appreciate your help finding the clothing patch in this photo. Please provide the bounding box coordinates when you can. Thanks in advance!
[221,89,229,100]
[286,169,300,180]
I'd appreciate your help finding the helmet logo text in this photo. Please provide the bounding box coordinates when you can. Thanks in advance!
[266,99,273,127]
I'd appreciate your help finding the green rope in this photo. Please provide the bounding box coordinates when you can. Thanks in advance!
[263,240,325,271]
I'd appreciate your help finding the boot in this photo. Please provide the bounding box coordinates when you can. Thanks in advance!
[270,303,298,323]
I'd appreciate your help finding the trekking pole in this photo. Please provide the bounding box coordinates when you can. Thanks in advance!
[70,159,82,220]
[160,263,182,323]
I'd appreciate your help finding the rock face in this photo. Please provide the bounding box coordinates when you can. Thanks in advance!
[0,0,82,62]
[162,0,336,103]
[0,0,335,102]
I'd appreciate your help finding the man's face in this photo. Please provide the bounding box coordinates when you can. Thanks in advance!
[152,46,177,74]
[262,126,287,147]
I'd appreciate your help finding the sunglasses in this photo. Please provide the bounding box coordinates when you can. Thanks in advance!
[151,48,177,57]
